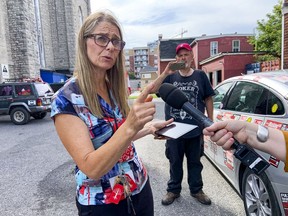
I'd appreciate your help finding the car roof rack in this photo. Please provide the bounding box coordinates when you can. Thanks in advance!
[2,77,44,84]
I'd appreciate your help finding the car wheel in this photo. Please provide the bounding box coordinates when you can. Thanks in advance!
[242,168,281,216]
[32,112,47,119]
[10,107,30,125]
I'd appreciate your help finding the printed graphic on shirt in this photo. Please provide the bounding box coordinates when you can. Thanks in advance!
[169,80,199,121]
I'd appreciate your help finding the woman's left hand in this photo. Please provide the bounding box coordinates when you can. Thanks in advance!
[145,118,174,139]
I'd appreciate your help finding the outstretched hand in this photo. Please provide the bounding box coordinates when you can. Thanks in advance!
[203,120,248,150]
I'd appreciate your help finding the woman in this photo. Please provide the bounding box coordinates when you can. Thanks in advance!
[203,120,288,171]
[51,10,172,216]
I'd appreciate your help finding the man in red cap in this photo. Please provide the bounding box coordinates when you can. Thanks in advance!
[175,43,192,53]
[153,42,214,206]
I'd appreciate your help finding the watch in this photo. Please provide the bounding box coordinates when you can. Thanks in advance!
[257,125,269,142]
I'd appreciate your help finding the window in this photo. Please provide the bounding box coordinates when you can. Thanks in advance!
[266,92,284,115]
[15,85,32,96]
[226,82,264,113]
[213,82,233,109]
[225,81,284,115]
[210,41,218,56]
[232,40,240,52]
[0,85,12,96]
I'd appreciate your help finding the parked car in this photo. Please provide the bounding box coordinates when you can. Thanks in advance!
[0,81,54,125]
[204,70,288,216]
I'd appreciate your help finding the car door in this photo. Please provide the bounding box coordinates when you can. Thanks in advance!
[0,84,13,114]
[204,81,234,166]
[213,81,268,183]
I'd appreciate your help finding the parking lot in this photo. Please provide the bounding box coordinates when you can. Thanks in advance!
[0,98,245,215]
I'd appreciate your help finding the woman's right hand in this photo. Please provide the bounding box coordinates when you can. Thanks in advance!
[125,83,156,135]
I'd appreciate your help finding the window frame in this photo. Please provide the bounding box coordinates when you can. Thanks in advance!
[232,40,240,52]
[210,41,218,56]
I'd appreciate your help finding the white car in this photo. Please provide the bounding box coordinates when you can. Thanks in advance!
[204,70,288,216]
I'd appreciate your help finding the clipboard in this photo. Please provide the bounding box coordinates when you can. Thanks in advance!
[155,122,198,139]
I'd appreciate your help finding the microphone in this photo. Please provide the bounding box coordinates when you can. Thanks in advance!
[158,83,270,175]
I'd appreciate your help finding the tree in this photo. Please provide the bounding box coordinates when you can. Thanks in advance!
[249,0,282,61]
[128,72,136,79]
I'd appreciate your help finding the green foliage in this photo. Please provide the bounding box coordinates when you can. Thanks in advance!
[128,72,136,79]
[248,0,282,61]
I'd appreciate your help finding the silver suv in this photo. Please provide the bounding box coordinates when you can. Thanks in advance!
[0,81,54,125]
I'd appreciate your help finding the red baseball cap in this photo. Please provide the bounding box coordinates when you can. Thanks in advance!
[176,43,192,54]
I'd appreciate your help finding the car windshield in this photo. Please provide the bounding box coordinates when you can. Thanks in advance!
[35,83,53,96]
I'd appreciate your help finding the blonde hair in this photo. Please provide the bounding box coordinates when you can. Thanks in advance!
[74,10,129,118]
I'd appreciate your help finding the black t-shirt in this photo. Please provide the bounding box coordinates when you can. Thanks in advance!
[163,70,215,138]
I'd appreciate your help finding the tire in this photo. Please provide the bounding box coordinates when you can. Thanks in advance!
[32,112,47,119]
[241,168,281,216]
[10,107,30,125]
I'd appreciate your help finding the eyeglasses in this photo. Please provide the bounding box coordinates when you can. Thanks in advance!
[86,34,126,50]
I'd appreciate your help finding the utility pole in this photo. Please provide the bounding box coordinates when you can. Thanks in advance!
[172,29,188,38]
[180,28,187,38]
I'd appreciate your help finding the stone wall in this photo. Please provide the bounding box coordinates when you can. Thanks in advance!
[0,0,90,81]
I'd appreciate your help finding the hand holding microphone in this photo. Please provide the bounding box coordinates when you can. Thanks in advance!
[158,83,270,175]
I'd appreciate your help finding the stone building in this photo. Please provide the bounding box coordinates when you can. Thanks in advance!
[0,0,90,82]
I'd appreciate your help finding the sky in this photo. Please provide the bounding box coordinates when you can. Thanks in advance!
[90,0,280,49]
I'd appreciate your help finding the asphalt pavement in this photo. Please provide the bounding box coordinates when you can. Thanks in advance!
[133,131,245,216]
[0,97,245,215]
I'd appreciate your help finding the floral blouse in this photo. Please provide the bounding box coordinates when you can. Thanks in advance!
[50,77,148,205]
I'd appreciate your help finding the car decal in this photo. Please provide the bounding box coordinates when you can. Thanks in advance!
[265,119,283,129]
[203,138,217,154]
[223,150,234,171]
[280,193,288,215]
[268,156,280,168]
[254,119,263,124]
[239,115,248,121]
[252,76,262,82]
[28,100,36,106]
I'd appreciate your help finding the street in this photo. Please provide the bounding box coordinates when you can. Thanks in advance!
[0,98,245,216]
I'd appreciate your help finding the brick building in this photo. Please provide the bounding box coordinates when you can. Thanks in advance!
[0,0,90,83]
[124,41,159,79]
[283,0,288,69]
[158,33,256,87]
[195,34,255,86]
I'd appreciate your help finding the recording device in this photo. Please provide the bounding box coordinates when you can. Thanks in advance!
[158,83,270,175]
[169,62,186,71]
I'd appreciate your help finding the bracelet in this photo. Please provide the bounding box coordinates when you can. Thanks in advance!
[257,125,269,142]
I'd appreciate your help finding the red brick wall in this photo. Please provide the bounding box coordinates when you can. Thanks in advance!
[283,0,288,69]
[195,36,254,68]
[223,55,255,79]
[201,54,255,81]
[159,61,169,74]
[148,54,155,67]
